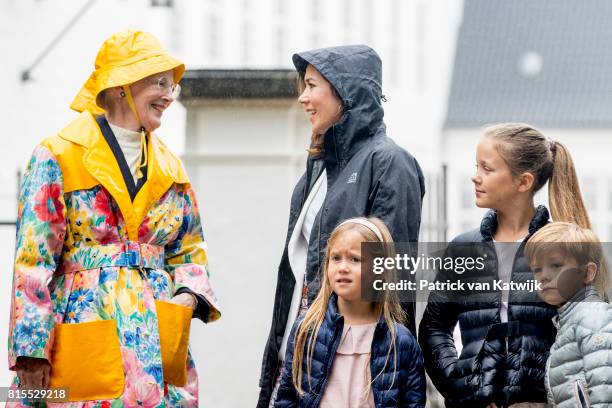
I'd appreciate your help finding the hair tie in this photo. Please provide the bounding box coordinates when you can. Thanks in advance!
[548,138,556,154]
[337,218,384,242]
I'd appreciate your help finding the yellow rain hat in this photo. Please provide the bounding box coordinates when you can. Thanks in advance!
[71,29,185,114]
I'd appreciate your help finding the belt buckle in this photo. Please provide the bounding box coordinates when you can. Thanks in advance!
[125,242,142,268]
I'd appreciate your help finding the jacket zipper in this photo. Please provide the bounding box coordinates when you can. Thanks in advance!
[544,357,554,405]
[505,239,527,322]
[316,203,323,270]
[315,125,339,282]
[332,124,341,168]
[574,378,590,408]
[485,240,504,322]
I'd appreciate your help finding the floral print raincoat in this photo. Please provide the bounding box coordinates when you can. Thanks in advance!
[8,111,221,407]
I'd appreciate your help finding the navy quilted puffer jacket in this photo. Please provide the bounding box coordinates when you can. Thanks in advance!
[419,206,557,407]
[275,296,426,407]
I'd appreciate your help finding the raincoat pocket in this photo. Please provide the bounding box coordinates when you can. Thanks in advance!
[156,300,192,386]
[49,319,124,401]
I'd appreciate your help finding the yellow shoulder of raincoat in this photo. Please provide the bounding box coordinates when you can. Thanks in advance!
[40,111,189,193]
[40,111,189,241]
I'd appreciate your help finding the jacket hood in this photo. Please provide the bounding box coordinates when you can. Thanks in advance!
[293,45,385,164]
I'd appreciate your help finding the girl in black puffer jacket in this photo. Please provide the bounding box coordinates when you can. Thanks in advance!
[275,217,426,407]
[419,123,592,408]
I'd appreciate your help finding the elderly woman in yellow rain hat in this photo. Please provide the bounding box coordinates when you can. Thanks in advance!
[7,29,220,407]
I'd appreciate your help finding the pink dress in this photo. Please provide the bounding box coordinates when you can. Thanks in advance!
[319,323,377,408]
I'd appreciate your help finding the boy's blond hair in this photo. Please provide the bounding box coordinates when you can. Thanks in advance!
[525,222,610,299]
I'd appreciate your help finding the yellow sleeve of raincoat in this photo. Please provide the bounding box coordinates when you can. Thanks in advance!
[164,185,220,323]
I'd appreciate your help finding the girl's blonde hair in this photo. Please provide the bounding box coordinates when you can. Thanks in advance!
[483,123,591,229]
[291,217,405,396]
[525,222,610,299]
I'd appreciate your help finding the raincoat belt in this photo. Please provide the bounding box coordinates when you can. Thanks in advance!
[57,241,165,275]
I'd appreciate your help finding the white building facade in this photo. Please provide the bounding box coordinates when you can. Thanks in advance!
[443,0,612,242]
[1,1,462,406]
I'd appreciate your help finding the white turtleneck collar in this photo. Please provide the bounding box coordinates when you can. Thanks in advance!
[108,122,142,184]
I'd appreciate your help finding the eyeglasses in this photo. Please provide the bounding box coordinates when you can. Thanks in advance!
[154,76,181,99]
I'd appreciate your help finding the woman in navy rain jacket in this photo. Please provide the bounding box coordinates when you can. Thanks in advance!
[258,45,425,407]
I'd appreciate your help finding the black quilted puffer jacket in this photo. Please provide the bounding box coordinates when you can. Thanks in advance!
[418,205,557,407]
[275,295,426,407]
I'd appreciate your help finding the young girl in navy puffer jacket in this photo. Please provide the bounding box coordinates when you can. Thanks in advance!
[275,217,426,408]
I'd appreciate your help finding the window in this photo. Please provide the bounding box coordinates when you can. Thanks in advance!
[276,26,286,66]
[416,1,426,92]
[518,51,544,79]
[311,0,319,21]
[342,0,351,28]
[363,0,372,43]
[242,20,252,65]
[608,179,612,210]
[206,14,221,59]
[461,177,474,209]
[151,0,173,7]
[310,32,319,49]
[389,0,400,84]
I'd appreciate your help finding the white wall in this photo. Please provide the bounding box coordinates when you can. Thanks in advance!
[183,98,309,406]
[171,0,463,171]
[0,0,462,405]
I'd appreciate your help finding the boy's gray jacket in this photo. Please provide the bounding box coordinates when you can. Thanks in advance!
[546,286,612,407]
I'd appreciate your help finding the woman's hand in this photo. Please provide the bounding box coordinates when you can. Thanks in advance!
[15,357,51,388]
[170,293,197,310]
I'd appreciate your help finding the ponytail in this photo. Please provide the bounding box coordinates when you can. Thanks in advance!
[548,141,591,229]
[484,123,590,227]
